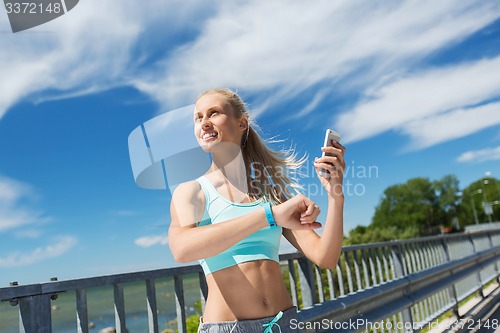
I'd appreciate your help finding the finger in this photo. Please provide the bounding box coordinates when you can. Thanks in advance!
[317,155,339,166]
[312,205,321,219]
[300,205,320,223]
[331,141,346,151]
[302,201,316,217]
[300,217,314,224]
[314,162,332,179]
[334,150,346,169]
[313,159,328,177]
[315,163,344,181]
[300,213,315,223]
[321,146,343,156]
[317,148,344,165]
[314,161,336,174]
[316,156,345,173]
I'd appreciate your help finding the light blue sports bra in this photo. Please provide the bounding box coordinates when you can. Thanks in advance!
[196,176,282,276]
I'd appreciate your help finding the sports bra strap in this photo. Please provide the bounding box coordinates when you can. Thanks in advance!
[196,176,219,203]
[196,176,232,222]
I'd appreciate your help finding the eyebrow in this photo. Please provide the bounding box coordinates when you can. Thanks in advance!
[194,106,222,116]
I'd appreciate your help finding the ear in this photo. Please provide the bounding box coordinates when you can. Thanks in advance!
[239,117,249,132]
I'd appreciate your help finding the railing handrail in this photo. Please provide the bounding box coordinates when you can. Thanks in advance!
[338,227,499,250]
[0,265,202,301]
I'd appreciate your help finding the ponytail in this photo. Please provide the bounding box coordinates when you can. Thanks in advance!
[243,125,305,204]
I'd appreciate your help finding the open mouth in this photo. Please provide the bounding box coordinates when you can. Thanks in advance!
[202,132,218,142]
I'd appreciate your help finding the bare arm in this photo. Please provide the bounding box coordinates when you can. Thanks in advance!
[283,196,344,269]
[283,141,346,269]
[168,181,321,263]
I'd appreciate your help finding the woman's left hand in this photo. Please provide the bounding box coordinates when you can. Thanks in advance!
[314,141,346,198]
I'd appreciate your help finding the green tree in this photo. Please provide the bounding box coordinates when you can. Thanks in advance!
[372,177,441,236]
[346,175,500,245]
[460,177,500,226]
[185,300,202,333]
[432,174,461,230]
[346,225,419,245]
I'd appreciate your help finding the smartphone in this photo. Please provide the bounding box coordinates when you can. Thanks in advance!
[319,129,341,178]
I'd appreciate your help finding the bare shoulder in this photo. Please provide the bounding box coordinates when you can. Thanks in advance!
[172,180,204,204]
[170,180,206,224]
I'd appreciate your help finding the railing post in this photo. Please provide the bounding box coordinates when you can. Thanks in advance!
[326,269,335,300]
[198,272,208,312]
[487,232,500,283]
[174,274,187,333]
[335,262,345,297]
[76,288,89,333]
[467,234,485,298]
[390,244,414,332]
[373,249,383,285]
[288,260,299,308]
[381,247,391,281]
[360,249,370,288]
[18,294,52,333]
[391,245,406,278]
[344,252,355,294]
[440,238,460,318]
[352,250,363,290]
[145,279,159,333]
[314,265,324,303]
[298,257,318,308]
[113,284,127,333]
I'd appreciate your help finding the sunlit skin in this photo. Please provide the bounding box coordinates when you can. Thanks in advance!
[168,93,346,322]
[194,94,244,152]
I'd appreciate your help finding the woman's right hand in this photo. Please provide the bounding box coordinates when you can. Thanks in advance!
[272,194,322,230]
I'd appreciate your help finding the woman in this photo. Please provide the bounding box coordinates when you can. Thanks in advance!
[168,88,345,332]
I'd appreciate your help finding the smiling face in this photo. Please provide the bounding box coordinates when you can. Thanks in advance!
[194,93,247,152]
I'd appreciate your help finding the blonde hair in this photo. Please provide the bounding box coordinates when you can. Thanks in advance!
[198,88,306,204]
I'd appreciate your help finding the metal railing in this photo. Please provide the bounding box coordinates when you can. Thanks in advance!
[295,228,500,332]
[1,229,499,333]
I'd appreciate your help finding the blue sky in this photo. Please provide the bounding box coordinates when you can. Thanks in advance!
[1,1,500,286]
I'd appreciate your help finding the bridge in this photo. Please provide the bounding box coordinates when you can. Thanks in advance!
[1,228,499,333]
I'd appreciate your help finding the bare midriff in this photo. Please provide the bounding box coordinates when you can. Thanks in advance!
[201,259,294,322]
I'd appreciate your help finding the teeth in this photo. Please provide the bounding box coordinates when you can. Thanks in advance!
[202,132,217,140]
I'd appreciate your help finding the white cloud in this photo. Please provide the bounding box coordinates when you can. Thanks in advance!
[136,0,500,108]
[0,176,31,205]
[402,102,500,150]
[0,236,77,268]
[457,146,500,163]
[290,89,329,120]
[0,0,212,118]
[0,176,49,232]
[13,229,43,239]
[0,208,48,232]
[337,56,500,146]
[135,235,169,248]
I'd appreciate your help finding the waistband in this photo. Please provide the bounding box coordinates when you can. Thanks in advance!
[198,306,299,333]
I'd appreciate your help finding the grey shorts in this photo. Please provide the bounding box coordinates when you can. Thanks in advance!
[198,306,300,333]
